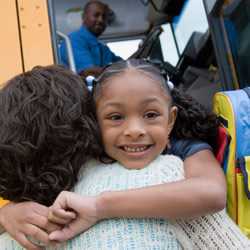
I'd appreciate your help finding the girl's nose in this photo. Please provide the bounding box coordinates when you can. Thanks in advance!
[123,119,146,139]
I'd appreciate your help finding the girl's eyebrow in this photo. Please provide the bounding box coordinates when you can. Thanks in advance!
[141,97,169,107]
[97,101,123,112]
[98,97,165,112]
[141,97,161,104]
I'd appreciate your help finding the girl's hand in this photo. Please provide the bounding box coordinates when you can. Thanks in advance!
[49,191,99,242]
[0,201,60,250]
[48,206,76,226]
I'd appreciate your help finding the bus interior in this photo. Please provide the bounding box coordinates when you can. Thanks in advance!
[50,0,250,110]
[1,0,250,108]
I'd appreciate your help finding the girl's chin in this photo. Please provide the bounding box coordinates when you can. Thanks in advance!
[119,159,152,170]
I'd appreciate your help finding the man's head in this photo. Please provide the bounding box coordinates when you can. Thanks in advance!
[82,1,109,37]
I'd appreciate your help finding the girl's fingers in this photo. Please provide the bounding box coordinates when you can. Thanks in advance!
[50,208,76,220]
[49,222,78,242]
[48,209,76,225]
[48,214,73,225]
[53,208,76,219]
[49,217,93,242]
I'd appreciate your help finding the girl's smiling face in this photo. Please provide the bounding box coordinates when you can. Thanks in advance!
[95,69,177,169]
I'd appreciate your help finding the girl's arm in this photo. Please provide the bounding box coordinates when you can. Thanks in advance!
[0,201,60,250]
[49,149,227,242]
[97,150,226,219]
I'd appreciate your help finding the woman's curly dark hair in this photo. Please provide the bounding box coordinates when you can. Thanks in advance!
[93,59,219,153]
[0,65,102,206]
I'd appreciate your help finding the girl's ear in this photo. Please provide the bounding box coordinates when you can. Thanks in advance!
[167,106,178,133]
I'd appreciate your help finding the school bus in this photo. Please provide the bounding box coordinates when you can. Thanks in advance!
[1,0,248,102]
[1,0,250,235]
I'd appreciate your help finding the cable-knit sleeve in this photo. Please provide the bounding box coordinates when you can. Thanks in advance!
[158,155,185,183]
[172,210,250,249]
[158,155,250,249]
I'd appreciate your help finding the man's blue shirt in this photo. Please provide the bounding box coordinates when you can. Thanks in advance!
[60,26,121,73]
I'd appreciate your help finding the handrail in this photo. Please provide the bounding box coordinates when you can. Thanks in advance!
[56,31,76,73]
[47,0,59,64]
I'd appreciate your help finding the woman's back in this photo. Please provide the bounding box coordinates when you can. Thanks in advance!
[1,154,249,249]
[0,155,183,250]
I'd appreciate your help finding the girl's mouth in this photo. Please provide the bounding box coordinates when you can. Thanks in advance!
[120,145,152,153]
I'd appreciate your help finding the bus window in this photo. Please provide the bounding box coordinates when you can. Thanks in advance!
[159,24,179,66]
[172,0,208,54]
[107,39,142,59]
[223,0,250,88]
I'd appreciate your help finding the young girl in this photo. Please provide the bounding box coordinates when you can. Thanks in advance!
[45,59,250,249]
[0,60,229,249]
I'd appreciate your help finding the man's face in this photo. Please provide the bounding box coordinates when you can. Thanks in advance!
[83,3,108,37]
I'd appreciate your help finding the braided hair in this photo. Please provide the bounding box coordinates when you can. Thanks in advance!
[92,59,219,152]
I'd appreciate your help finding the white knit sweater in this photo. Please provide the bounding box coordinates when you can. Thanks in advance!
[0,155,249,249]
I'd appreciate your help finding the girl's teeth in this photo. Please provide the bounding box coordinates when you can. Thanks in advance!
[124,146,147,152]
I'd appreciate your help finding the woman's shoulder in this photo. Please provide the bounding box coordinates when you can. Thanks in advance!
[157,155,184,181]
[167,138,212,160]
[157,154,183,167]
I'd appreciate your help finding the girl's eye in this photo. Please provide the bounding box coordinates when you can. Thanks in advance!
[144,111,159,119]
[107,114,123,121]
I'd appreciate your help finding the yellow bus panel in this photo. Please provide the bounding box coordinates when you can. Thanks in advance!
[0,2,23,86]
[17,0,54,71]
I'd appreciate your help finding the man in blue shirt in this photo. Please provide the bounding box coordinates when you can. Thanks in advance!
[60,1,122,77]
